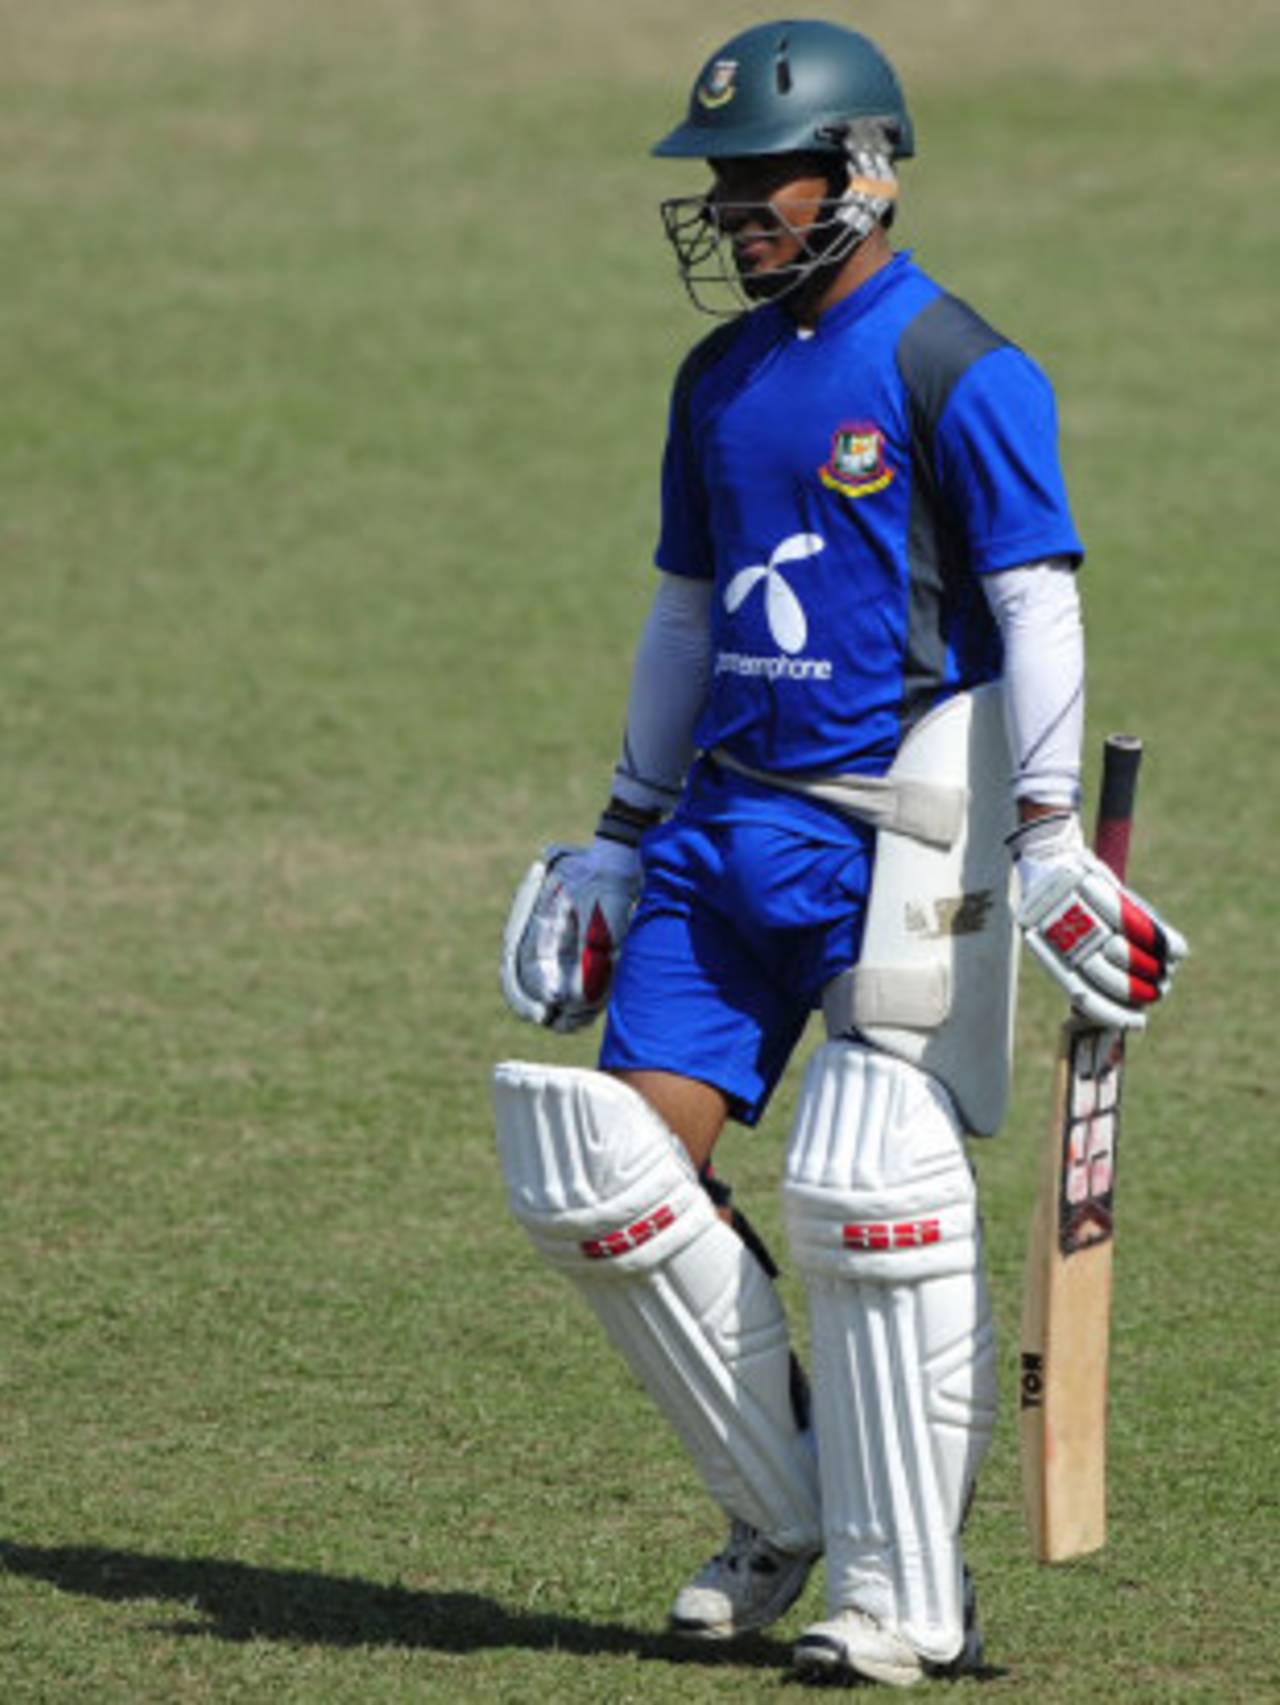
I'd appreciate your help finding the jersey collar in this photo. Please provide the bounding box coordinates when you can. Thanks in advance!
[793,248,913,339]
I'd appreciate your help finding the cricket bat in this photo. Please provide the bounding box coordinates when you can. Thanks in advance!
[1018,733,1143,1563]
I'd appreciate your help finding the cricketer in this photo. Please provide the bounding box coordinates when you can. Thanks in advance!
[495,19,1186,1688]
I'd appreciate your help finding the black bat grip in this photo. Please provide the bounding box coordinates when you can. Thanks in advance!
[1094,734,1143,880]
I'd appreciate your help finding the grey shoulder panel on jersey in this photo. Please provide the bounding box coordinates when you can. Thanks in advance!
[897,293,1011,441]
[895,293,1011,732]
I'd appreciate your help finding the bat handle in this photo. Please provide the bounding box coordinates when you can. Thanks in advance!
[1094,734,1142,880]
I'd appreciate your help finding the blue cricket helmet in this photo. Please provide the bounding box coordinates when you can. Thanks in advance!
[652,19,915,163]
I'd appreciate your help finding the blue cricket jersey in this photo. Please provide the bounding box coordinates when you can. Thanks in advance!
[657,252,1084,783]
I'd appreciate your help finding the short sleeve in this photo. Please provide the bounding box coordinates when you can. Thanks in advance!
[934,346,1084,574]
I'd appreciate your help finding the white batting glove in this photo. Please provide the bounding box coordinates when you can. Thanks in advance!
[500,839,642,1033]
[1011,812,1188,1030]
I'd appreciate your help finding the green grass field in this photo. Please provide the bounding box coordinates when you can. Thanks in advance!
[2,2,1277,1698]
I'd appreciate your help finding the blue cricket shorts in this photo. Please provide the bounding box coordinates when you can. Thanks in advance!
[599,807,874,1125]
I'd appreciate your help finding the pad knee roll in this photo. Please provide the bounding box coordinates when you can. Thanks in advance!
[783,1043,996,1661]
[494,1061,821,1553]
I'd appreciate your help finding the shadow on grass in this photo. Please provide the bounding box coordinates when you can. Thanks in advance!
[0,1538,791,1669]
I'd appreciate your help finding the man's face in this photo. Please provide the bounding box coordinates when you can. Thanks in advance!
[707,154,836,296]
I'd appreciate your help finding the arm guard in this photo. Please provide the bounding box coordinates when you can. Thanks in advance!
[982,559,1083,807]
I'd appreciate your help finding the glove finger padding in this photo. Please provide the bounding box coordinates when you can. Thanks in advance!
[500,853,557,1025]
[1016,839,1187,1029]
[1072,863,1188,974]
[500,844,641,1032]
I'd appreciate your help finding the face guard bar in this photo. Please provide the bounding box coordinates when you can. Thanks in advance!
[658,127,899,318]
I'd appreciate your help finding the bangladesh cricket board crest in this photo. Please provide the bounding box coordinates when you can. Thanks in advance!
[819,422,895,500]
[697,59,739,108]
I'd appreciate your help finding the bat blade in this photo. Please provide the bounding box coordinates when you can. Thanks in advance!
[1019,735,1141,1563]
[1019,1019,1126,1559]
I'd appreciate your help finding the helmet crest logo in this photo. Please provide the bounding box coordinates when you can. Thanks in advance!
[697,59,739,109]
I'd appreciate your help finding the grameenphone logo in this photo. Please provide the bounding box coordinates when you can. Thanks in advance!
[723,532,825,654]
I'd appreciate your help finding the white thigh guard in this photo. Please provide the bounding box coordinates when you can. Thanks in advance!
[782,1042,996,1662]
[494,1061,821,1554]
[820,683,1019,1137]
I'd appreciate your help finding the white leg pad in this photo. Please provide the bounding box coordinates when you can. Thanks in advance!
[494,1060,821,1554]
[782,1042,996,1663]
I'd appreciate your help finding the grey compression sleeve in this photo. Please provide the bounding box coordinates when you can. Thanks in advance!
[982,558,1084,807]
[610,573,713,814]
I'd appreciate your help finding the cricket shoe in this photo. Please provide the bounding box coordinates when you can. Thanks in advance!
[792,1569,983,1689]
[668,1518,819,1641]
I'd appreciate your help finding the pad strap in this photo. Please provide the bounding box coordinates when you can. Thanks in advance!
[822,964,951,1034]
